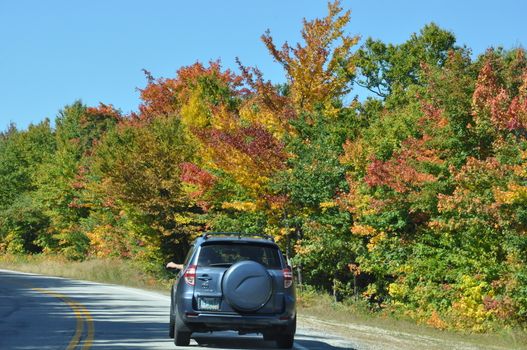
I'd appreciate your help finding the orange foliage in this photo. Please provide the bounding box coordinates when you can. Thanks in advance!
[137,61,242,121]
[473,57,527,131]
[198,125,287,199]
[365,136,442,193]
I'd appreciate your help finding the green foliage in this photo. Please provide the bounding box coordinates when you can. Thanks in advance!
[0,120,55,254]
[0,120,56,209]
[355,23,457,104]
[276,110,353,208]
[91,115,201,267]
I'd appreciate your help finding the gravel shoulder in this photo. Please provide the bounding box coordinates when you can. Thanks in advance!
[299,314,526,350]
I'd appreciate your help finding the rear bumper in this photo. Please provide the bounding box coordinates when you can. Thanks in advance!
[182,312,296,331]
[183,312,294,329]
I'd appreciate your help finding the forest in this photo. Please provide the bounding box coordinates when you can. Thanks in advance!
[1,2,526,331]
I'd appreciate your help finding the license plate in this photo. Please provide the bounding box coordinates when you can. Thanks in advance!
[198,297,221,311]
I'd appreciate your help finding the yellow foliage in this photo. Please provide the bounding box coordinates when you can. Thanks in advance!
[86,225,116,258]
[494,183,527,205]
[294,239,314,255]
[4,231,25,254]
[351,224,376,236]
[451,275,494,332]
[180,87,211,129]
[350,224,385,251]
[493,150,527,208]
[221,201,257,212]
[262,0,359,114]
[362,283,379,299]
[339,178,376,217]
[173,213,194,225]
[206,141,272,201]
[367,232,386,251]
[239,102,288,140]
[340,139,368,170]
[319,201,337,211]
[388,282,409,299]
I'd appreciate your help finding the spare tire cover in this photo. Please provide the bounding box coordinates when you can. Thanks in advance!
[222,260,273,312]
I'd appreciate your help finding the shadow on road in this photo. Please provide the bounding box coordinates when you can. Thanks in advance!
[194,332,356,349]
[1,271,171,349]
[1,271,355,350]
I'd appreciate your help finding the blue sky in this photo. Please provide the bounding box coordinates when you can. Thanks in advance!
[1,0,526,130]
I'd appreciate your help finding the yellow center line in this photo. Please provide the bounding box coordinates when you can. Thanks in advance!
[79,304,94,349]
[31,287,94,350]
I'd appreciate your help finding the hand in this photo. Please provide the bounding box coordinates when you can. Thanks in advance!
[166,262,184,270]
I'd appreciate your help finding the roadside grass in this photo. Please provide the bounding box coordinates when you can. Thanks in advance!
[1,254,526,349]
[297,285,527,350]
[0,254,172,293]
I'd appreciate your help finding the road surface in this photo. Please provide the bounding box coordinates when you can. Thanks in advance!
[0,269,354,350]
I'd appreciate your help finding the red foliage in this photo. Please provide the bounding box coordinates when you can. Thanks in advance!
[71,165,87,190]
[263,194,289,209]
[137,61,243,120]
[418,99,448,129]
[85,103,122,121]
[365,136,441,193]
[237,60,296,126]
[200,125,287,173]
[179,162,216,198]
[507,71,527,130]
[473,58,527,131]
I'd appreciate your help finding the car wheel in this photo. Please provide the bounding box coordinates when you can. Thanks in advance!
[275,317,296,349]
[174,328,191,346]
[276,333,294,349]
[169,298,175,338]
[173,304,191,346]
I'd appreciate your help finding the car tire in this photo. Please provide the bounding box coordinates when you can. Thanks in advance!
[174,328,191,346]
[275,317,296,349]
[169,298,175,338]
[276,333,294,349]
[173,304,191,346]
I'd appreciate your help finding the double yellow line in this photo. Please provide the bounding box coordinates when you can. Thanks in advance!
[31,288,94,350]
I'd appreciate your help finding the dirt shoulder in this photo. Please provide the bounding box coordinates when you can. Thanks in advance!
[298,313,526,350]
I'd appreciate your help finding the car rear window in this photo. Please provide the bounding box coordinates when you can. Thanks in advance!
[198,243,282,269]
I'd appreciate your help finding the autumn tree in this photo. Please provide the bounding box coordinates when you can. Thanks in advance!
[90,115,201,269]
[261,0,358,114]
[34,102,121,259]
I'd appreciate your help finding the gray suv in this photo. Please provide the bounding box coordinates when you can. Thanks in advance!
[168,232,296,348]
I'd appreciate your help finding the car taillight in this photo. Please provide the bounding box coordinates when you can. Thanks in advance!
[283,267,293,288]
[184,264,197,286]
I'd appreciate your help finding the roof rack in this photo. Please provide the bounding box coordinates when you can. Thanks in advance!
[201,231,275,242]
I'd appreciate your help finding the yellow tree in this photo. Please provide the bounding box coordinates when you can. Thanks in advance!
[261,0,358,114]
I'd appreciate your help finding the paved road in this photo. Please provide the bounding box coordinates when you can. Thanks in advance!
[0,270,354,350]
